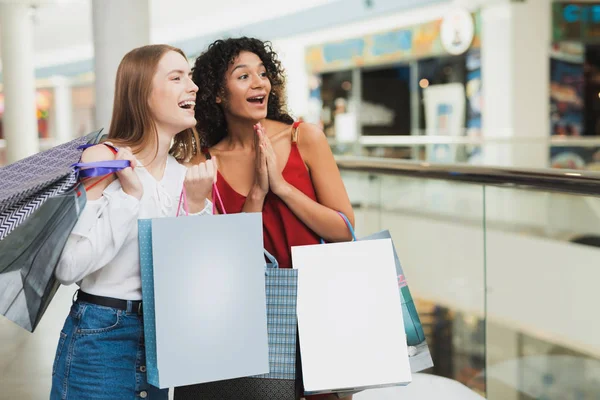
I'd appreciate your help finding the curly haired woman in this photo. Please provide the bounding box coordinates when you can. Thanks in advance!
[188,37,355,400]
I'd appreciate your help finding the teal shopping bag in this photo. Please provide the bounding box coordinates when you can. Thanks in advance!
[361,230,433,372]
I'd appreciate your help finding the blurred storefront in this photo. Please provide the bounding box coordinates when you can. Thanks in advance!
[0,90,52,141]
[550,2,600,170]
[0,81,95,165]
[304,8,482,162]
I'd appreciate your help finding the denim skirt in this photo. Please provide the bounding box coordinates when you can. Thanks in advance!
[50,300,168,400]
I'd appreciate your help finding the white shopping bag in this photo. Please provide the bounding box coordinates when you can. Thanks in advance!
[140,212,269,389]
[292,239,412,396]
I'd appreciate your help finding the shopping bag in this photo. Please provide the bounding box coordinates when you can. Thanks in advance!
[138,209,269,389]
[0,129,128,332]
[0,130,105,240]
[173,185,301,399]
[360,230,433,372]
[322,216,433,371]
[174,250,301,399]
[293,229,412,396]
[0,188,85,332]
[331,228,434,399]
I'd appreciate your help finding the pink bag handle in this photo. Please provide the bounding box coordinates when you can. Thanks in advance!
[212,182,226,215]
[177,183,225,216]
[177,186,189,216]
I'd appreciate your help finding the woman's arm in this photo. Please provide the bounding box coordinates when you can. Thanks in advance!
[265,123,355,242]
[55,145,141,285]
[241,187,267,213]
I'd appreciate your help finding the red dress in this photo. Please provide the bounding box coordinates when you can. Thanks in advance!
[213,122,320,268]
[212,122,339,399]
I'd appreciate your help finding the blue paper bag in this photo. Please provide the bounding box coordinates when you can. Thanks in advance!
[138,213,269,389]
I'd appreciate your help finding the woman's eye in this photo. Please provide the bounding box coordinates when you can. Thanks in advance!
[238,74,248,80]
[171,76,181,81]
[260,72,268,78]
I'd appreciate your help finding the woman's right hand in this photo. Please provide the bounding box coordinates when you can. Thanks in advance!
[253,123,269,196]
[114,147,143,200]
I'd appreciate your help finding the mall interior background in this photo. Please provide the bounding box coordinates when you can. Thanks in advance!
[1,0,600,399]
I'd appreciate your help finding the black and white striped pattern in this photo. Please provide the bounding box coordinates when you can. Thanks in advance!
[0,172,77,241]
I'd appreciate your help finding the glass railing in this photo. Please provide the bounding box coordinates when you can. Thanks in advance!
[338,156,600,399]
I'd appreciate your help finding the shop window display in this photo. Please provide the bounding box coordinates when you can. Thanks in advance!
[0,90,52,140]
[549,44,600,170]
[360,66,412,159]
[319,70,354,140]
[418,55,468,163]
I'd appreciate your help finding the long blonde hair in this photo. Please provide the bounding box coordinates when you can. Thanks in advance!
[106,44,200,161]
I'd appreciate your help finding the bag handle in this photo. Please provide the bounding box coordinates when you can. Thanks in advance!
[72,160,132,179]
[212,182,226,215]
[264,248,279,269]
[320,211,356,244]
[177,186,190,216]
[72,159,132,197]
[73,143,127,179]
[73,143,128,192]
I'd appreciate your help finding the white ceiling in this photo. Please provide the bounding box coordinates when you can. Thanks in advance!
[0,0,337,70]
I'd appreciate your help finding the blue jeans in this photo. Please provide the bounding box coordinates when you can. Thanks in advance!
[50,300,168,400]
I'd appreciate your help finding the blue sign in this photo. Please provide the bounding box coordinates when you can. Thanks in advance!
[370,30,412,56]
[563,4,600,24]
[322,39,365,63]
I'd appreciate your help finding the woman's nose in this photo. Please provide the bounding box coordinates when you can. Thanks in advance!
[251,74,264,89]
[189,80,199,94]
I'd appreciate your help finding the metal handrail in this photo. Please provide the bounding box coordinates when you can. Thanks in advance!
[335,156,600,196]
[355,135,600,147]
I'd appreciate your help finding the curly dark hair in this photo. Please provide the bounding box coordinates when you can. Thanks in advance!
[190,37,294,148]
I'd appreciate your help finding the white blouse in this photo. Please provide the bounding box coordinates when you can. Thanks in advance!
[55,155,212,300]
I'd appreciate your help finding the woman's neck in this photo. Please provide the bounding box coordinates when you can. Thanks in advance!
[223,115,266,149]
[134,129,173,179]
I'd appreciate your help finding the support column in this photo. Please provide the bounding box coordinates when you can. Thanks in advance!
[480,0,551,168]
[50,76,74,144]
[510,0,551,168]
[91,0,150,131]
[0,3,39,163]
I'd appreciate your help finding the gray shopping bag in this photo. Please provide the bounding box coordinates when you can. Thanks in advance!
[0,130,106,332]
[174,251,301,400]
[0,190,84,331]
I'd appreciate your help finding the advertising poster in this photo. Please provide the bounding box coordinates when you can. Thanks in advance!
[466,50,483,164]
[548,57,599,169]
[423,83,466,163]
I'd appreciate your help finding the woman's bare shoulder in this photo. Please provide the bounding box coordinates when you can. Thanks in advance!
[80,144,117,163]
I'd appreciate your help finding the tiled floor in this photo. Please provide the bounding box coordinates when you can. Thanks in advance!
[0,286,483,400]
[0,285,76,400]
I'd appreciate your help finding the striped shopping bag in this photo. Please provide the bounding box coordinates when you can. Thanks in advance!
[0,129,129,332]
[0,131,103,240]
